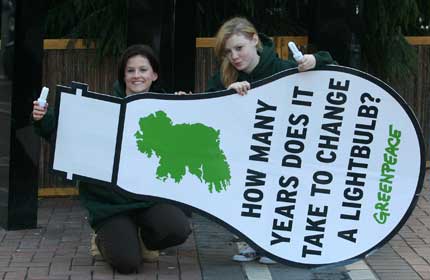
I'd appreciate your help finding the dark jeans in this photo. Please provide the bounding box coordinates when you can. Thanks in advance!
[95,203,191,274]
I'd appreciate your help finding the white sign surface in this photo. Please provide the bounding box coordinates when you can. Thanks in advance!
[52,66,425,266]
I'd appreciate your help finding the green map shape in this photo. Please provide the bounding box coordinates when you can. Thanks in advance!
[135,111,231,193]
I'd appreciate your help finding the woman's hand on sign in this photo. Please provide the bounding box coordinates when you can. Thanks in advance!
[174,91,192,95]
[32,100,48,121]
[297,54,316,72]
[228,81,251,96]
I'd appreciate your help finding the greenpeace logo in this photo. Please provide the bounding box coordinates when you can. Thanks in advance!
[373,125,401,224]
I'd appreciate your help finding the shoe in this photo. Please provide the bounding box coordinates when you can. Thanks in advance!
[232,245,258,262]
[90,233,101,257]
[259,256,277,264]
[90,232,101,257]
[231,234,241,242]
[141,242,159,263]
[139,231,159,263]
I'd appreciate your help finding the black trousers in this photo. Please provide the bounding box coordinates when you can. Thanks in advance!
[95,203,191,274]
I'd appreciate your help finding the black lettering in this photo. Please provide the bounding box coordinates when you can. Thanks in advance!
[302,246,321,257]
[254,115,274,130]
[321,121,342,136]
[243,188,263,203]
[304,234,324,247]
[338,229,358,243]
[279,176,299,189]
[286,126,307,139]
[323,106,344,121]
[256,99,277,113]
[329,78,350,91]
[326,90,347,105]
[318,135,339,150]
[350,145,370,159]
[292,86,313,107]
[252,132,272,146]
[277,189,297,204]
[282,154,301,168]
[288,114,309,126]
[249,145,270,162]
[241,203,261,218]
[271,231,291,245]
[344,187,363,201]
[352,128,374,145]
[284,139,305,153]
[275,205,295,219]
[345,171,366,187]
[316,150,336,163]
[313,171,332,185]
[273,218,293,231]
[358,105,378,119]
[340,210,360,221]
[245,169,266,186]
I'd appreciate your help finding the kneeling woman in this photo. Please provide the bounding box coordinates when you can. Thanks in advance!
[32,44,191,274]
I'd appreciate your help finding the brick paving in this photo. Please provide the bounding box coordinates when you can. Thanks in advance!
[0,170,427,279]
[365,171,430,280]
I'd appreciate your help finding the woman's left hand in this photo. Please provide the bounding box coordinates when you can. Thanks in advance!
[297,54,316,72]
[227,81,251,96]
[174,91,192,95]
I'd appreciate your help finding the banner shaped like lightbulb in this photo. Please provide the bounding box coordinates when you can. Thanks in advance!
[51,65,425,266]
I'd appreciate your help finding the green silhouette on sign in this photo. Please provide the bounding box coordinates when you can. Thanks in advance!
[135,111,231,193]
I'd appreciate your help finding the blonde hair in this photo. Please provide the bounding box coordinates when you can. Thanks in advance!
[214,17,262,87]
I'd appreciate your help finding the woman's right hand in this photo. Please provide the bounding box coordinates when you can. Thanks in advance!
[297,54,316,72]
[32,101,48,121]
[227,81,251,96]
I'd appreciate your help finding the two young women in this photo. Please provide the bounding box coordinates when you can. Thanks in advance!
[32,16,334,271]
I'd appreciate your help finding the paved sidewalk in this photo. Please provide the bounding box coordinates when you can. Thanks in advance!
[365,170,430,280]
[0,171,427,280]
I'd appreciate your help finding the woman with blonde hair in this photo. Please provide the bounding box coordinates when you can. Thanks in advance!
[207,17,335,264]
[207,17,335,95]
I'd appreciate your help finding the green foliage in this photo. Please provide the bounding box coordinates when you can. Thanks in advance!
[45,0,127,58]
[361,0,422,81]
[44,0,429,81]
[195,0,307,36]
[44,0,78,38]
[405,0,430,35]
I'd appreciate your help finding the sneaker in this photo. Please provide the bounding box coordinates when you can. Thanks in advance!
[141,242,159,263]
[259,256,277,264]
[232,245,258,262]
[231,234,241,242]
[90,233,101,257]
[139,231,159,263]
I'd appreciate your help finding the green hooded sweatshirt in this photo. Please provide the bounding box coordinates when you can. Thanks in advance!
[33,81,155,231]
[207,34,335,91]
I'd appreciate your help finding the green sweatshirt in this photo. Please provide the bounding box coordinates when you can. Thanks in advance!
[207,34,335,91]
[34,81,155,231]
